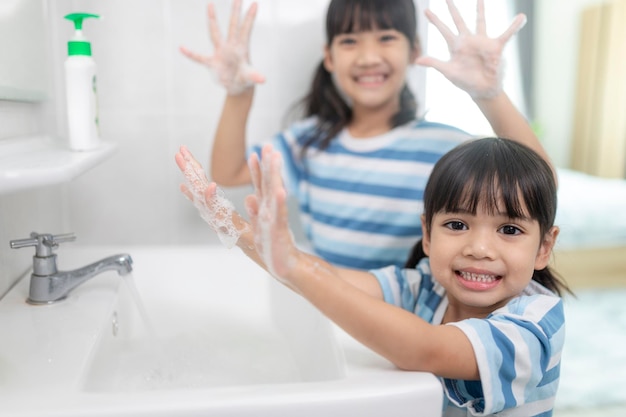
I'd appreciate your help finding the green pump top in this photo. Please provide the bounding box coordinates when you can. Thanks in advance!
[64,13,100,57]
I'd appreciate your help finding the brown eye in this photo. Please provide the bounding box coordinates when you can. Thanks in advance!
[500,225,521,235]
[445,221,466,231]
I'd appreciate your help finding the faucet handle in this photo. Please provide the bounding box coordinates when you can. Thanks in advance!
[10,232,77,257]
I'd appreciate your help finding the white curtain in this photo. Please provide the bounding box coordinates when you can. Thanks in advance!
[570,0,626,179]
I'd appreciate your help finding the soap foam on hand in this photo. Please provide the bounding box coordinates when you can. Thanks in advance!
[179,149,246,249]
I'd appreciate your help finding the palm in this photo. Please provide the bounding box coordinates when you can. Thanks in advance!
[416,0,526,99]
[180,0,264,94]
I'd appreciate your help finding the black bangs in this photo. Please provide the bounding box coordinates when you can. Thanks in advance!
[325,0,417,46]
[424,138,557,235]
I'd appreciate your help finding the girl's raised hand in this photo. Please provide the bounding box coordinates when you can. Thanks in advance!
[416,0,526,99]
[245,145,299,281]
[180,0,265,95]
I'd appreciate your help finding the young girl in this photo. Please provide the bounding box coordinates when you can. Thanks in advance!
[175,137,569,416]
[180,0,550,270]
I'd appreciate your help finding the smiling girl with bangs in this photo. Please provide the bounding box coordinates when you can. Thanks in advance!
[176,136,570,416]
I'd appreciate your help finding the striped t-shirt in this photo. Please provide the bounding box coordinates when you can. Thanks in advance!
[253,117,470,269]
[371,259,565,417]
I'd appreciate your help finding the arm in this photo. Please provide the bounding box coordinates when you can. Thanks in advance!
[417,0,554,175]
[175,145,480,380]
[180,0,264,186]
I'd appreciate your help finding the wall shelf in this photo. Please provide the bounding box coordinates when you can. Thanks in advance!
[0,136,117,194]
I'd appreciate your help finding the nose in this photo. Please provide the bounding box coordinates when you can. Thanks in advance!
[462,229,497,260]
[355,39,382,66]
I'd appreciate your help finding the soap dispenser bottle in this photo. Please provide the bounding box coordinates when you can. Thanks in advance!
[64,13,100,151]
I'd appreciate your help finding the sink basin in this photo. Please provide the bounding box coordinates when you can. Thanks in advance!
[81,247,344,392]
[0,245,443,417]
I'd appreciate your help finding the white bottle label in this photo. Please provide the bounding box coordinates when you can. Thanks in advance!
[66,56,100,151]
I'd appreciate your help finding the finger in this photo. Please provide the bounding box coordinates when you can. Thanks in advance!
[179,146,210,195]
[476,0,486,35]
[260,145,275,206]
[269,150,283,209]
[248,151,262,199]
[446,0,469,35]
[203,182,219,207]
[415,55,450,74]
[244,194,261,251]
[270,153,289,229]
[244,67,266,84]
[179,46,213,66]
[424,9,456,46]
[239,2,258,45]
[227,0,243,41]
[207,3,223,48]
[245,194,259,219]
[175,149,187,172]
[498,13,527,44]
[179,184,194,202]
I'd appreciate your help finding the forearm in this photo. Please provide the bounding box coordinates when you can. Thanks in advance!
[475,92,555,177]
[281,256,478,378]
[211,89,255,186]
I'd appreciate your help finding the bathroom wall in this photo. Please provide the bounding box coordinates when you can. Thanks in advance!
[0,102,66,297]
[0,0,63,297]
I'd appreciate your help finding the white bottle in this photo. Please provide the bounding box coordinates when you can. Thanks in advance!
[64,13,100,151]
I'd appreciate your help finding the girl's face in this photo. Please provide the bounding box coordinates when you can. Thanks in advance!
[421,199,558,320]
[323,28,417,119]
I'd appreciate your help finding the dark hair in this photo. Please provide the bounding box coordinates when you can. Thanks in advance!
[404,138,572,296]
[293,0,420,156]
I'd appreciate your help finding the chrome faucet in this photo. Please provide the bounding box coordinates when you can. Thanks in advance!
[10,232,133,305]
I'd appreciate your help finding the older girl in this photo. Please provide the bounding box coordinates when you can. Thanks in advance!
[180,0,548,270]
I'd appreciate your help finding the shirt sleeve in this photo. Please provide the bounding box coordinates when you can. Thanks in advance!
[370,260,445,323]
[444,295,565,415]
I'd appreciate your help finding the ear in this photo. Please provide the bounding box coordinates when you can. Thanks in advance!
[323,45,334,73]
[420,215,431,256]
[534,226,559,270]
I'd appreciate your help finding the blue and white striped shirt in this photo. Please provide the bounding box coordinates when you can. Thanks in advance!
[371,259,565,417]
[253,117,470,269]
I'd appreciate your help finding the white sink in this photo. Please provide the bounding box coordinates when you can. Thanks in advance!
[0,245,443,417]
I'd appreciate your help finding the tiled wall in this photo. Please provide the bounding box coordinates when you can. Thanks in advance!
[0,102,66,297]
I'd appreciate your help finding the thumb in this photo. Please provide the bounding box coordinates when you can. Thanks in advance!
[415,55,449,73]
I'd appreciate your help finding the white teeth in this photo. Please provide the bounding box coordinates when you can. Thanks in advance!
[459,271,498,283]
[358,75,384,83]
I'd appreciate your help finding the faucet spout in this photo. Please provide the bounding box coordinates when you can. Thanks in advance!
[27,253,133,305]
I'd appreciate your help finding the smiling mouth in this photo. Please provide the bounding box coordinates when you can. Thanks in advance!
[458,271,501,283]
[355,74,387,84]
[455,271,503,291]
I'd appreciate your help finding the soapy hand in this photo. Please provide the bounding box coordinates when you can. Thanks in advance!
[416,0,526,100]
[245,145,299,280]
[175,146,249,248]
[180,0,265,95]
